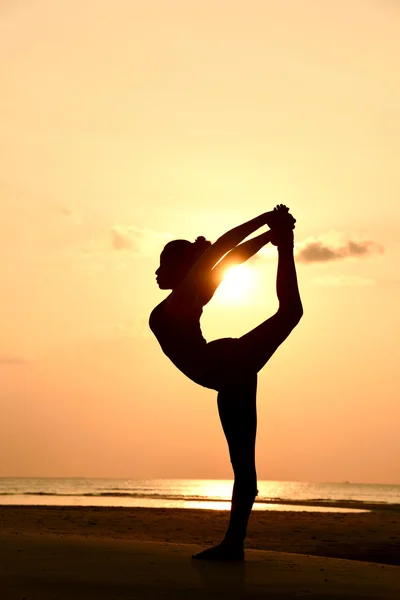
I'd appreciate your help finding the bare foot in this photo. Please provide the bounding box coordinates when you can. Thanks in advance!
[192,543,245,562]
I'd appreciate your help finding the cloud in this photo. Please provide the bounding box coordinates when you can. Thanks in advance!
[0,354,29,366]
[57,205,82,225]
[315,275,376,287]
[78,226,172,271]
[110,226,173,256]
[296,233,384,264]
[110,228,132,250]
[59,206,73,216]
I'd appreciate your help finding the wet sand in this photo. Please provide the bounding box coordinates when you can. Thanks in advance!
[1,505,399,599]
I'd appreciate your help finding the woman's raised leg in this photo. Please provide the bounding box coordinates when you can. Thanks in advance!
[237,234,303,374]
[192,374,258,561]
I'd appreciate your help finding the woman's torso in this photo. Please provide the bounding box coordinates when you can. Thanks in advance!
[149,292,209,384]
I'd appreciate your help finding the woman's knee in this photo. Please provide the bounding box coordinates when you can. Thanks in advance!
[232,460,257,483]
[234,475,258,499]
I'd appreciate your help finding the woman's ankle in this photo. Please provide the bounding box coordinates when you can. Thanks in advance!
[222,535,245,551]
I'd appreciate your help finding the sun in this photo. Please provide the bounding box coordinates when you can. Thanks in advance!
[215,264,255,304]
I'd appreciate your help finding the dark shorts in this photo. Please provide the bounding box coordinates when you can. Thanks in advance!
[198,337,254,392]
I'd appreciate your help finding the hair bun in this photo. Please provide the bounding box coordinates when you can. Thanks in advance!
[192,235,211,256]
[194,235,211,247]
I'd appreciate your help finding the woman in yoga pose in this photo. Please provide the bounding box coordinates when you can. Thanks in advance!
[149,205,303,561]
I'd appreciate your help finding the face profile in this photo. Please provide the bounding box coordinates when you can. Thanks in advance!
[155,239,199,290]
[155,252,184,290]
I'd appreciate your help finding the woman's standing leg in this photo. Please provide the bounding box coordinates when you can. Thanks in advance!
[219,374,258,549]
[193,373,258,561]
[193,231,302,561]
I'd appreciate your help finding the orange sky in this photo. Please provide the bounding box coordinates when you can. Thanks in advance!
[1,0,399,483]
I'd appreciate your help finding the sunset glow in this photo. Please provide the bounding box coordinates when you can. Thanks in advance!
[216,265,256,304]
[0,0,399,484]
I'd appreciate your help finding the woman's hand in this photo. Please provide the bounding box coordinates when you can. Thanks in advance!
[266,204,296,230]
[267,205,296,247]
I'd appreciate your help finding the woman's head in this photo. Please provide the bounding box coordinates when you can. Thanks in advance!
[156,236,211,289]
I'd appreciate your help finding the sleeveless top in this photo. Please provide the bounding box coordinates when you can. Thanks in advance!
[149,294,208,385]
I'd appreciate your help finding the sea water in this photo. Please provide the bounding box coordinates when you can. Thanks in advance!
[1,478,399,512]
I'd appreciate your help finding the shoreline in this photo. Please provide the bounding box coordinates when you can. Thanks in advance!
[1,496,399,513]
[1,504,399,566]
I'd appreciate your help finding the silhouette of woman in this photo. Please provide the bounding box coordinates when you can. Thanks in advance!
[149,205,303,561]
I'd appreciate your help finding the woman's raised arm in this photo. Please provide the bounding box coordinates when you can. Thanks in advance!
[191,204,293,275]
[190,210,272,275]
[169,205,294,306]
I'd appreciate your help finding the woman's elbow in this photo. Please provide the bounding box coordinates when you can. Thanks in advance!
[279,302,303,327]
[292,303,303,326]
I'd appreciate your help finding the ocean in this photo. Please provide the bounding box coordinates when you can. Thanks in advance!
[0,479,399,512]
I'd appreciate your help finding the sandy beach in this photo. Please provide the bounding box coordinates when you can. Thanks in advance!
[1,506,399,599]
